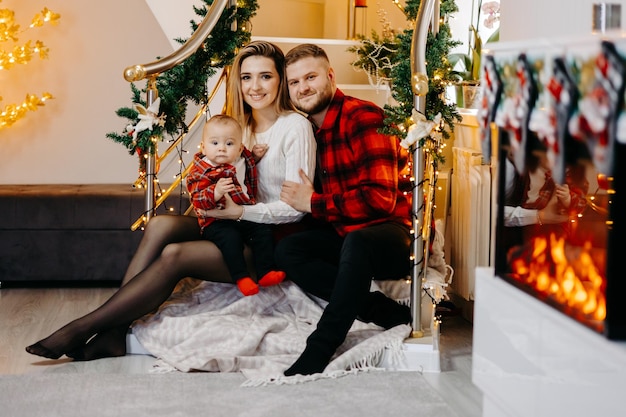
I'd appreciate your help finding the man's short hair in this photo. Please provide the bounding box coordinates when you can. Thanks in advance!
[285,43,330,67]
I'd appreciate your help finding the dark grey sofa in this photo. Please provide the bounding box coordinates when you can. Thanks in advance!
[0,184,190,287]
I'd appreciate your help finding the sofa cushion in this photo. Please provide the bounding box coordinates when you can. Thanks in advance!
[0,184,191,286]
[0,184,147,230]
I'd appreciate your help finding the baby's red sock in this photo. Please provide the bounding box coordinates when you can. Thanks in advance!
[237,277,259,296]
[258,270,286,287]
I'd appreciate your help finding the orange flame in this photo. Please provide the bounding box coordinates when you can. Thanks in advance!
[510,234,606,322]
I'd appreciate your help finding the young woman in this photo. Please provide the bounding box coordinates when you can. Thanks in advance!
[26,41,316,361]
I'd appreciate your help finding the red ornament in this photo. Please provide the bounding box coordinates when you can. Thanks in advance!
[597,173,609,190]
[355,0,367,7]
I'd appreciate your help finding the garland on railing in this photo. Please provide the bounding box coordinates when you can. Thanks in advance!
[350,0,462,162]
[105,0,258,159]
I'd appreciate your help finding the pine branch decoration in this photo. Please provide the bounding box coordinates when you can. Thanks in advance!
[106,0,259,156]
[351,0,463,163]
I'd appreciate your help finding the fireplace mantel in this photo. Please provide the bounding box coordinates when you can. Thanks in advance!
[472,267,625,417]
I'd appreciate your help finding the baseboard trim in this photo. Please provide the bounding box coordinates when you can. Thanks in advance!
[448,293,475,323]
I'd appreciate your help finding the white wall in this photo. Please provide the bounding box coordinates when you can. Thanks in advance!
[146,0,207,49]
[0,0,221,185]
[0,0,175,184]
[500,0,626,42]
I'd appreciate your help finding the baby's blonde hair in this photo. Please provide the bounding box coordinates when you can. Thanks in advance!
[203,114,243,144]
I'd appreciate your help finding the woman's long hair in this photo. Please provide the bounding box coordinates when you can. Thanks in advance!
[225,41,294,136]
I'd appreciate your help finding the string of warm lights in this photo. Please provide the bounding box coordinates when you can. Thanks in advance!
[390,0,404,12]
[0,3,60,129]
[350,1,460,333]
[0,92,52,129]
[130,131,196,230]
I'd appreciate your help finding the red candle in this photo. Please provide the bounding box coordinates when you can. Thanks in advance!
[355,0,367,7]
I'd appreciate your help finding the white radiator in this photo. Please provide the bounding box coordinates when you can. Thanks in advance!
[450,147,492,300]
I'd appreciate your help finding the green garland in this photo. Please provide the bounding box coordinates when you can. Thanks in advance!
[351,0,463,162]
[106,0,258,157]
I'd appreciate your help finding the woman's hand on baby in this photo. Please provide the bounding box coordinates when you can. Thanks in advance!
[199,193,242,220]
[539,198,569,224]
[539,209,568,224]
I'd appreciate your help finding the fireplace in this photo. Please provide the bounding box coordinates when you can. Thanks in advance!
[480,38,626,340]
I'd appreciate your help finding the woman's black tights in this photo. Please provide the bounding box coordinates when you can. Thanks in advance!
[25,215,233,360]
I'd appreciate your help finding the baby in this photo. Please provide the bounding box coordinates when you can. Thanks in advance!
[186,114,285,296]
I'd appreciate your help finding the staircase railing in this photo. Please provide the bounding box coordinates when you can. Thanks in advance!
[409,0,438,337]
[123,0,231,227]
[129,69,229,231]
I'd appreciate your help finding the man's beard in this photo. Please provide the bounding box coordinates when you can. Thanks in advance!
[294,86,333,116]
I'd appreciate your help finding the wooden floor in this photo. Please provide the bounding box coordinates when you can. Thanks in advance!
[0,287,482,416]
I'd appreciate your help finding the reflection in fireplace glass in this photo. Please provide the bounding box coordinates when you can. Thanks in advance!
[487,44,626,339]
[496,147,608,335]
